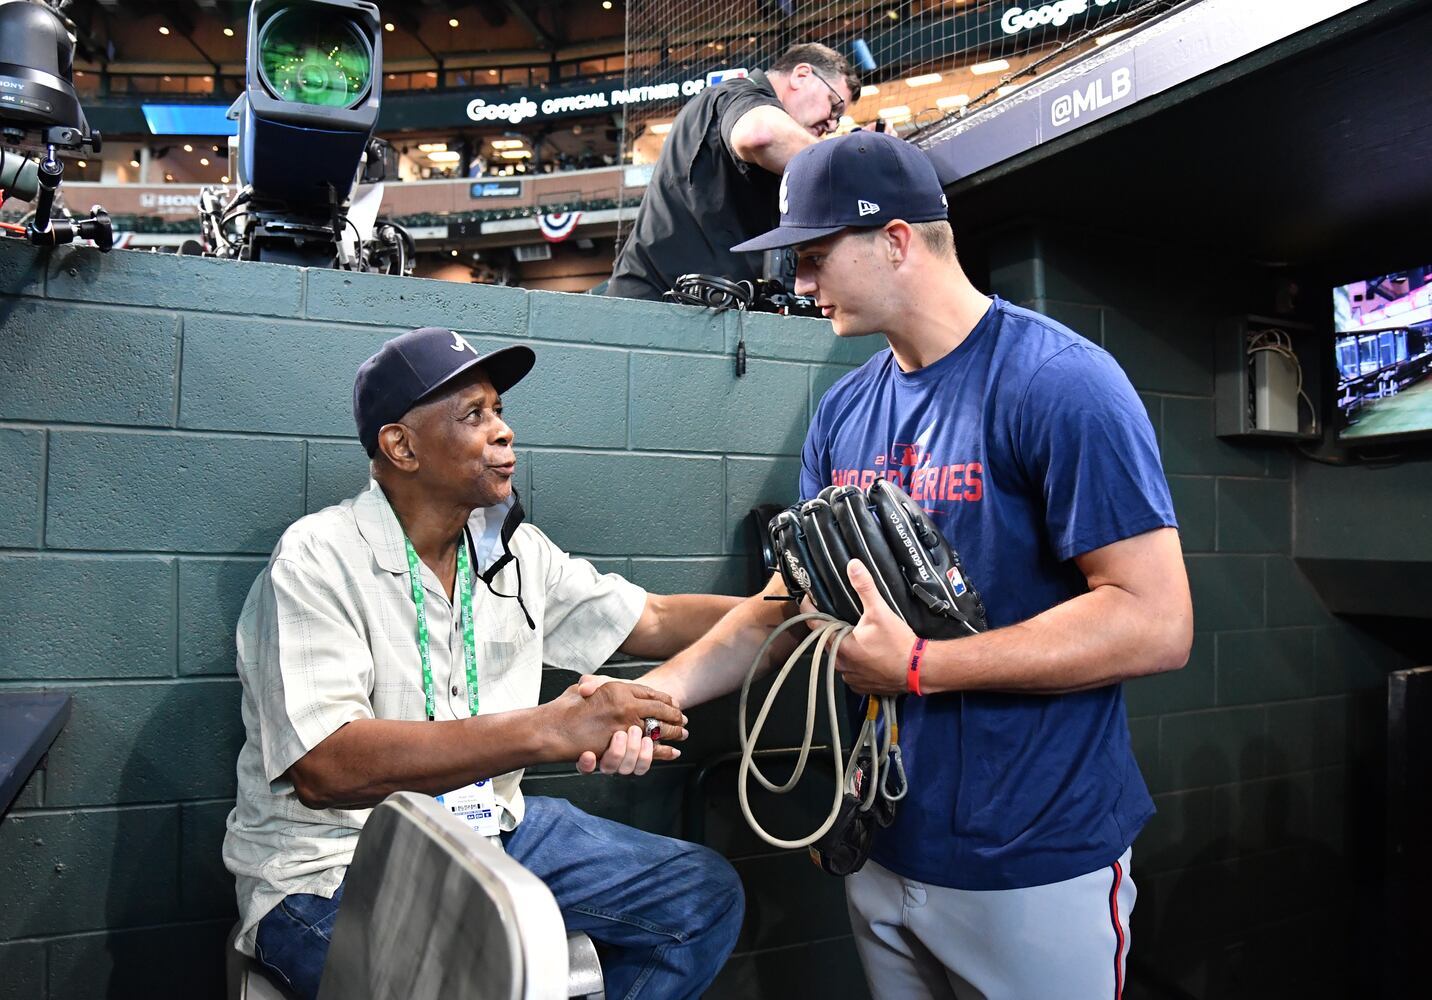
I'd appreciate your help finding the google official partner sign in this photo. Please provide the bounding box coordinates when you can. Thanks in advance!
[466,75,732,126]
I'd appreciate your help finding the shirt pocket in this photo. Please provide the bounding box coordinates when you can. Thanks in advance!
[478,621,541,712]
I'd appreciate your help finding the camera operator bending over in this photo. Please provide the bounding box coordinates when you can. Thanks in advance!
[606,43,859,301]
[223,327,744,1000]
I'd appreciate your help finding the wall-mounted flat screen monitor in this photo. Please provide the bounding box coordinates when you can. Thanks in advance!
[1331,265,1432,443]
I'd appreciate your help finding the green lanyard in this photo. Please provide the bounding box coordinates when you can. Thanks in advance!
[403,533,479,721]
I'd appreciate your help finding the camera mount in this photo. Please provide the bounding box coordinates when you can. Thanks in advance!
[0,1,113,252]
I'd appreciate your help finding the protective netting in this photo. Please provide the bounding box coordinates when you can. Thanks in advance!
[616,0,1193,244]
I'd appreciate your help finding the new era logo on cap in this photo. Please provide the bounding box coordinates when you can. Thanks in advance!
[730,131,950,254]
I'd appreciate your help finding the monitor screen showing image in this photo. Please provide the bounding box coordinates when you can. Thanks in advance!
[1332,265,1432,442]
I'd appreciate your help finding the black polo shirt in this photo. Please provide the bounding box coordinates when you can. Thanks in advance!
[607,70,785,301]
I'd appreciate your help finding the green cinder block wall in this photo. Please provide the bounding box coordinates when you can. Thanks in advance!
[0,241,879,1000]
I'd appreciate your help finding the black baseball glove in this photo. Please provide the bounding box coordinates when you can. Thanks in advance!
[769,479,988,639]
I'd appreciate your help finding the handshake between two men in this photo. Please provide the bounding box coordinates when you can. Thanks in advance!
[550,673,688,778]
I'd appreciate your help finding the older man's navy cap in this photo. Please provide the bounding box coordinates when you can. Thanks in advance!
[353,327,535,456]
[731,131,948,253]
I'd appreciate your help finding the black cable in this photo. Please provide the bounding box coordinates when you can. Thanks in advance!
[1294,446,1356,467]
[665,273,754,310]
[343,215,365,268]
[216,188,254,249]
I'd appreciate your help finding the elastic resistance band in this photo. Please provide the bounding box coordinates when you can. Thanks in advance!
[738,611,904,850]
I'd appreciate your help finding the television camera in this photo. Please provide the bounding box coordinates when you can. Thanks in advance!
[200,0,412,273]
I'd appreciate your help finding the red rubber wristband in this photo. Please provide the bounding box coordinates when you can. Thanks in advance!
[907,638,927,696]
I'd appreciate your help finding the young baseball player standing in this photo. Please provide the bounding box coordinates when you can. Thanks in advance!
[590,131,1191,998]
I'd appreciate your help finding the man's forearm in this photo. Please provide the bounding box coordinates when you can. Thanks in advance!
[731,106,819,174]
[638,577,799,706]
[287,709,556,811]
[290,681,688,806]
[750,123,818,175]
[621,593,743,660]
[920,585,1192,696]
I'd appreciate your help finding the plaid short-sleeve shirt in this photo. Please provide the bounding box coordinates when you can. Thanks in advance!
[222,481,646,955]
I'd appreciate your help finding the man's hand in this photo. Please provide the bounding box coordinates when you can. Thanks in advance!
[574,674,690,776]
[558,676,688,776]
[829,560,917,696]
[576,673,616,698]
[547,679,685,762]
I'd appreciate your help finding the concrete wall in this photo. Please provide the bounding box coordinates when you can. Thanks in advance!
[987,224,1420,999]
[1294,458,1432,563]
[0,241,879,999]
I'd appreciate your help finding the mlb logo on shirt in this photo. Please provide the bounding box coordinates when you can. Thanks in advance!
[706,67,749,87]
[891,442,927,467]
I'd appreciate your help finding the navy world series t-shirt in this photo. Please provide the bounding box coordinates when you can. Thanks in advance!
[800,297,1176,890]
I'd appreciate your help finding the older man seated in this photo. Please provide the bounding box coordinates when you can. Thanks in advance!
[223,327,744,1000]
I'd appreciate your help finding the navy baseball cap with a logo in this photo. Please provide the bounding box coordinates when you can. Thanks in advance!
[731,131,948,252]
[353,327,535,456]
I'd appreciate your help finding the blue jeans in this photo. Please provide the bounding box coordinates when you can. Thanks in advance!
[255,796,744,1000]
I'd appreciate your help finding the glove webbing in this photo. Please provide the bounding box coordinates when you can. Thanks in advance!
[738,611,906,852]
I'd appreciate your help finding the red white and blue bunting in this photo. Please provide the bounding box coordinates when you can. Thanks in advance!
[537,211,582,242]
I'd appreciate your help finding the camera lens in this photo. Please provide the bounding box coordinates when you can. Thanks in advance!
[258,7,372,109]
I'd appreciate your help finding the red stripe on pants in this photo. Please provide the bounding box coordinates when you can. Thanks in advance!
[1109,859,1125,1000]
